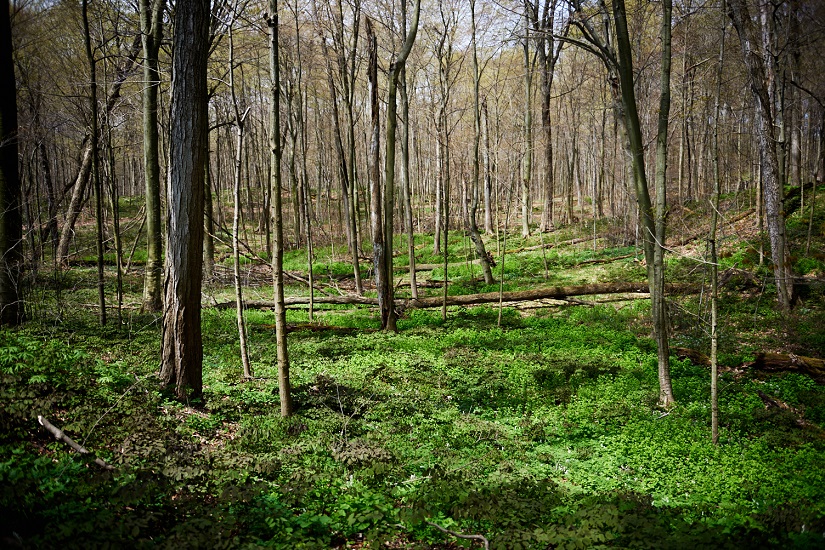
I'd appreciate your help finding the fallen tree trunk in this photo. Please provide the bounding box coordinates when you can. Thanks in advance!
[217,282,698,311]
[506,236,592,254]
[675,348,825,384]
[747,352,825,383]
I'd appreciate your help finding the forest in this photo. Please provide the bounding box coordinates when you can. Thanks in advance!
[1,0,825,547]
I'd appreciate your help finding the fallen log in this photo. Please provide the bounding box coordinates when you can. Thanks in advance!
[403,282,697,309]
[214,282,698,311]
[675,348,825,384]
[746,353,825,383]
[506,236,592,254]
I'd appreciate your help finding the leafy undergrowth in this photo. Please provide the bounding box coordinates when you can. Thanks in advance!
[2,303,825,549]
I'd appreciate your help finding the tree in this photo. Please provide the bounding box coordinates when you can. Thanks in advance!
[81,0,107,327]
[267,0,293,417]
[378,0,421,331]
[160,0,211,400]
[728,0,795,309]
[467,0,494,285]
[566,0,675,406]
[0,0,22,326]
[139,0,167,313]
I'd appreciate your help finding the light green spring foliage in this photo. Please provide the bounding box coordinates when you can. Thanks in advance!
[3,299,824,548]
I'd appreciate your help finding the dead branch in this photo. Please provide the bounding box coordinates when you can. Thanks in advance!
[37,416,114,470]
[427,521,490,550]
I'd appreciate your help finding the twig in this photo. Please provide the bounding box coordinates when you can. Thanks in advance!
[427,521,490,550]
[37,416,114,470]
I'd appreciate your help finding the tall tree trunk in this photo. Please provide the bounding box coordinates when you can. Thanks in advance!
[399,67,419,299]
[267,2,293,416]
[469,0,494,284]
[160,0,210,400]
[82,0,106,326]
[0,0,23,325]
[651,0,674,405]
[229,19,253,380]
[710,0,727,445]
[366,17,391,331]
[140,0,166,312]
[521,11,533,238]
[728,0,794,309]
[379,0,420,332]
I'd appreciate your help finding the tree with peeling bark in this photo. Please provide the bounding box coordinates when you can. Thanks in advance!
[0,0,22,326]
[159,0,210,400]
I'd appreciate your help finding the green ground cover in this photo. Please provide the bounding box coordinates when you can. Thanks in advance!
[2,187,825,548]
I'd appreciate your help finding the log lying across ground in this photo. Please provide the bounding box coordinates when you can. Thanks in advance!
[222,282,699,311]
[675,348,825,384]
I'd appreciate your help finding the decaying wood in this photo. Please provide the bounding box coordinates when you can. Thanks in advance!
[747,353,825,383]
[37,416,114,470]
[506,236,592,254]
[676,348,825,384]
[214,281,698,311]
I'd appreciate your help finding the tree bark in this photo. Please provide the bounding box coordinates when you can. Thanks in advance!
[160,0,210,400]
[140,0,167,313]
[728,0,795,308]
[267,2,293,416]
[82,0,106,326]
[0,0,22,325]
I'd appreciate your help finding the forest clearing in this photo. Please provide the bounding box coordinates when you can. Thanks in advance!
[2,0,825,547]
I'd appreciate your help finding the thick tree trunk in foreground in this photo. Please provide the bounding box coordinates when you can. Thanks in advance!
[160,0,210,400]
[0,0,22,325]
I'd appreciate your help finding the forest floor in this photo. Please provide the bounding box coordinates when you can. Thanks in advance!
[2,187,825,548]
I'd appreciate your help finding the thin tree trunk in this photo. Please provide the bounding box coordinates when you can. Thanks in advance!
[82,0,106,326]
[710,0,726,444]
[229,19,253,380]
[267,2,292,416]
[140,0,166,312]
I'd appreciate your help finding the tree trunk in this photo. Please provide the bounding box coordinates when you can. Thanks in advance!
[0,0,23,325]
[160,0,210,400]
[469,0,494,285]
[82,0,106,326]
[140,0,166,313]
[229,20,253,380]
[728,0,795,308]
[267,2,293,416]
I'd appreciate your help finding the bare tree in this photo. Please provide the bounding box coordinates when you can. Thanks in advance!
[139,0,167,312]
[728,0,795,309]
[267,1,293,416]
